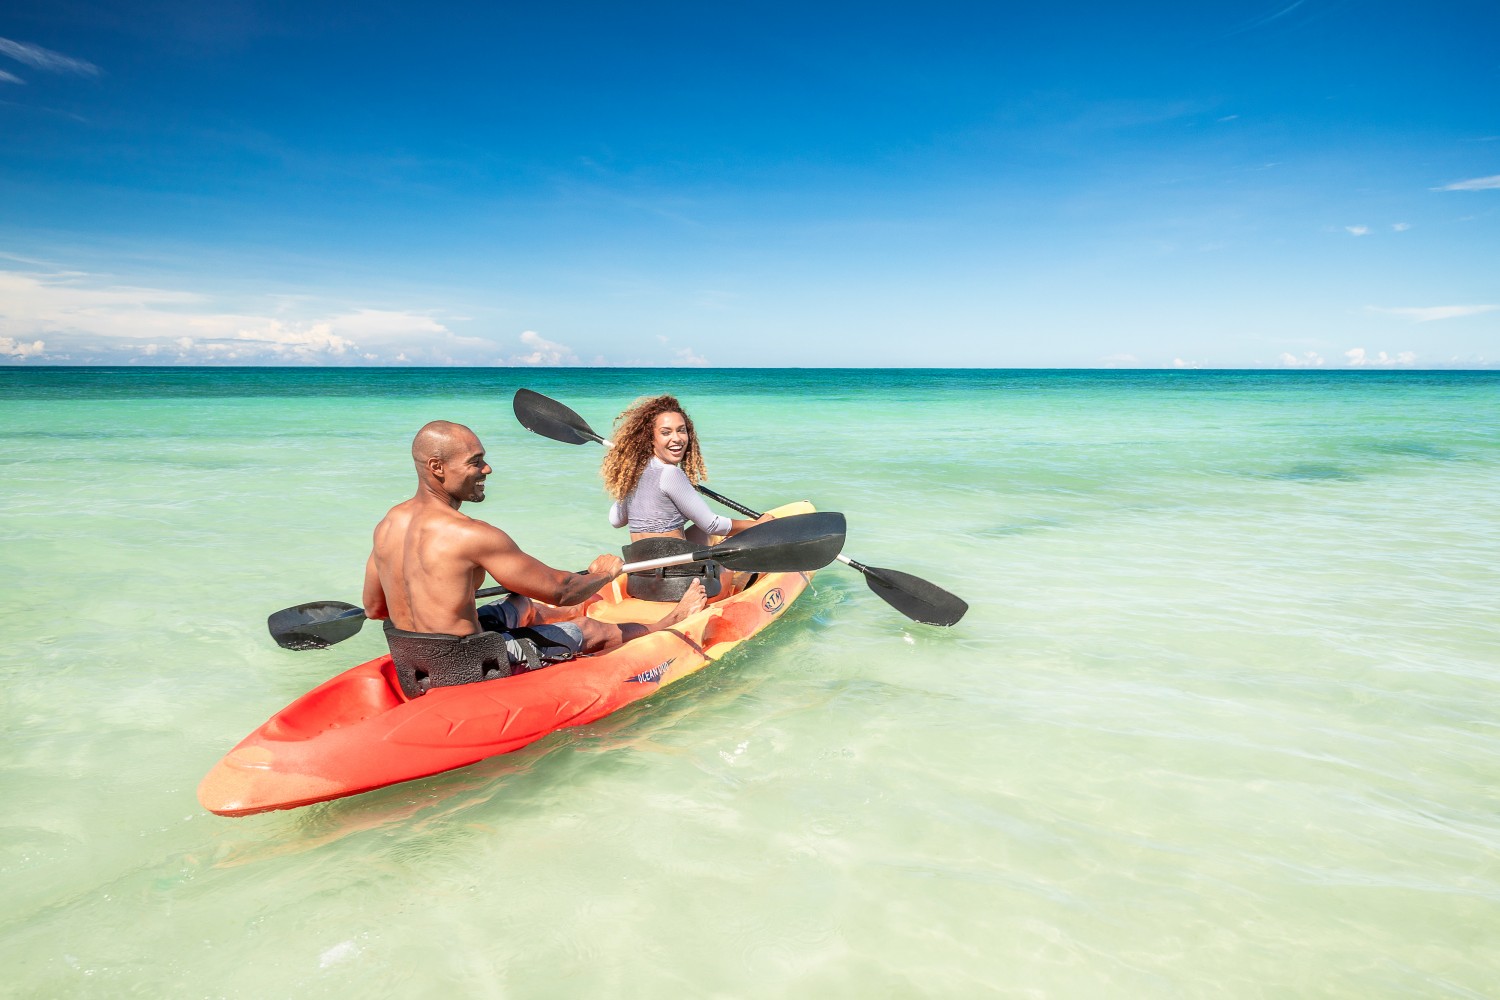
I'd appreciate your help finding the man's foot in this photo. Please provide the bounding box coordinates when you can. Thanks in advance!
[652,579,707,630]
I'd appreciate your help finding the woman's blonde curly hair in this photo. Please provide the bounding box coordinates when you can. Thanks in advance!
[601,395,708,500]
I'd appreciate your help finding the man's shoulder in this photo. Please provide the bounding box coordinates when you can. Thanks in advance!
[373,498,417,534]
[438,509,515,547]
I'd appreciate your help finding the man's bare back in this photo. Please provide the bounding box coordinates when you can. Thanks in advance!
[364,421,704,658]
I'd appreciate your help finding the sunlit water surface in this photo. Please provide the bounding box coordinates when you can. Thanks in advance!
[2,368,1498,997]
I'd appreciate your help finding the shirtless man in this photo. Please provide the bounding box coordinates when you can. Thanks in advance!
[364,420,705,696]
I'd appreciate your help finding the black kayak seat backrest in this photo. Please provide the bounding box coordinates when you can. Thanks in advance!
[621,537,722,602]
[383,622,513,698]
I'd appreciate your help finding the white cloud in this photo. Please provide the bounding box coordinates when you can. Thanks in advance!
[1368,304,1499,323]
[1344,347,1417,367]
[1172,358,1200,369]
[1279,351,1325,368]
[0,68,23,85]
[1,336,46,358]
[0,267,490,364]
[1100,353,1140,367]
[1392,222,1411,232]
[304,308,449,343]
[509,329,580,366]
[1345,225,1370,236]
[671,346,709,367]
[0,37,101,76]
[1433,175,1500,192]
[236,320,357,357]
[654,333,711,367]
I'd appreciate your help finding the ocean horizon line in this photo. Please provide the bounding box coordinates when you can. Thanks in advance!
[5,364,1499,374]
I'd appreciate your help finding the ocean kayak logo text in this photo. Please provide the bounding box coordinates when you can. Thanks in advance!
[626,658,675,685]
[762,588,785,613]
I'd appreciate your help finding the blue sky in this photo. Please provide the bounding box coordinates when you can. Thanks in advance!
[1,0,1496,367]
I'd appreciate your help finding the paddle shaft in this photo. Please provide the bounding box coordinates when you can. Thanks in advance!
[341,584,510,621]
[619,554,701,574]
[351,558,744,617]
[691,485,868,574]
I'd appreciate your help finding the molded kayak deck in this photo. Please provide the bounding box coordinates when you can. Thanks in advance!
[198,501,818,816]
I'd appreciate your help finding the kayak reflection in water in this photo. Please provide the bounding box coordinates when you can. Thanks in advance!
[363,420,705,696]
[602,395,771,601]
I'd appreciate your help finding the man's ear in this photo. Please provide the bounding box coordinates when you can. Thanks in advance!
[427,455,445,480]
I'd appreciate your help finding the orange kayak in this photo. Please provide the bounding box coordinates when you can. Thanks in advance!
[198,501,819,817]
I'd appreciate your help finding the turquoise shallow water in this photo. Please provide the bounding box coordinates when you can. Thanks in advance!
[2,367,1499,997]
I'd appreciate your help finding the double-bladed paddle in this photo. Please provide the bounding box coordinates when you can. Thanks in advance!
[512,388,969,626]
[268,585,511,651]
[267,511,847,650]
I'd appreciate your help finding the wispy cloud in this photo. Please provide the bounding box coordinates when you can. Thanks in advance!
[1261,1,1306,23]
[122,325,367,363]
[1368,304,1499,322]
[0,268,488,364]
[0,37,101,76]
[671,346,709,367]
[0,265,717,366]
[509,329,580,366]
[0,68,23,85]
[1432,175,1500,192]
[1226,1,1309,36]
[1345,225,1370,236]
[1281,349,1422,368]
[654,332,710,366]
[1344,347,1417,367]
[1392,222,1410,232]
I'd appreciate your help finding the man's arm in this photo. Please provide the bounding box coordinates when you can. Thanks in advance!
[362,551,389,620]
[467,522,622,607]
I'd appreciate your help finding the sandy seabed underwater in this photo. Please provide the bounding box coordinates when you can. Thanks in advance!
[2,367,1499,998]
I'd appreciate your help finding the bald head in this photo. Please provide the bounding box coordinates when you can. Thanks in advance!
[411,420,490,504]
[412,420,479,466]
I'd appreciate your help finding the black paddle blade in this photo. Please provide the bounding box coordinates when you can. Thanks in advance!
[513,388,605,446]
[697,512,847,572]
[267,601,367,651]
[861,566,969,626]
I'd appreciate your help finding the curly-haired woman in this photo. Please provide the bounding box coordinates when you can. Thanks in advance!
[603,394,764,544]
[602,395,767,599]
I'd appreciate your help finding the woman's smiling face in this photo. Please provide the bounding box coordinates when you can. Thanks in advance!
[651,411,690,465]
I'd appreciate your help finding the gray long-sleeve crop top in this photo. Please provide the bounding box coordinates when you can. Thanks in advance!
[608,457,732,536]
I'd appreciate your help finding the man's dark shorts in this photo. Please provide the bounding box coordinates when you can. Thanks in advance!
[475,596,585,662]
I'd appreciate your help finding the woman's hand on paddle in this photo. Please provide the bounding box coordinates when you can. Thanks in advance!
[726,512,775,537]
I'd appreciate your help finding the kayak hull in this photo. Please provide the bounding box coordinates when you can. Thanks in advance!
[199,501,817,816]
